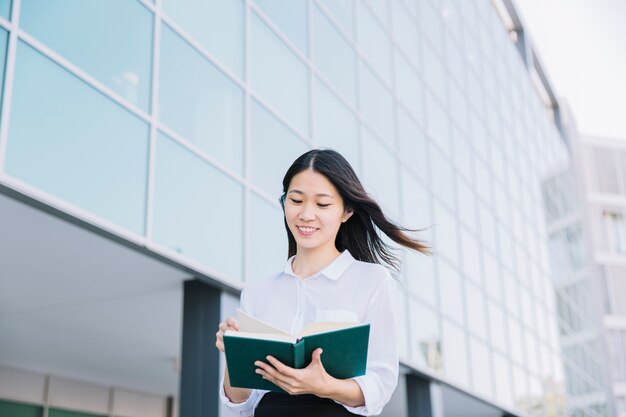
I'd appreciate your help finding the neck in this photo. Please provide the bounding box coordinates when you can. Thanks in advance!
[292,245,341,279]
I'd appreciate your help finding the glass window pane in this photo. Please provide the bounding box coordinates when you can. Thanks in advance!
[159,24,243,174]
[313,79,359,172]
[152,133,243,279]
[365,0,389,25]
[359,62,394,145]
[493,352,514,407]
[465,282,487,339]
[483,251,501,300]
[251,14,309,135]
[161,0,243,77]
[20,0,153,112]
[362,129,399,217]
[395,51,424,124]
[0,0,10,19]
[317,0,353,37]
[433,201,458,266]
[469,337,493,398]
[488,300,508,353]
[430,146,455,210]
[255,0,307,54]
[397,109,427,183]
[457,178,476,231]
[408,297,442,371]
[438,259,463,324]
[248,192,286,283]
[442,319,469,387]
[425,91,450,154]
[460,227,482,284]
[357,5,391,83]
[392,1,420,68]
[6,42,148,234]
[313,5,356,105]
[250,101,308,196]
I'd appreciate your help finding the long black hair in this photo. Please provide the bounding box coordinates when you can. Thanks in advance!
[279,149,430,272]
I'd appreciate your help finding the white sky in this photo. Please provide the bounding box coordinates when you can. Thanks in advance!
[513,0,626,140]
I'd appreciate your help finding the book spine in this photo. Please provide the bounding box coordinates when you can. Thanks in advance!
[293,339,305,369]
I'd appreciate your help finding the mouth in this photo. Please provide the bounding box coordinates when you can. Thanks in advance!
[296,225,318,236]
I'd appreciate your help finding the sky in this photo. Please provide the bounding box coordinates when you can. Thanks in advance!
[513,0,626,140]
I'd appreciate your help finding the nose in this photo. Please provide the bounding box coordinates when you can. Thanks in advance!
[299,203,316,221]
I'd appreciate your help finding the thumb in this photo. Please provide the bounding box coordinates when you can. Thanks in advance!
[312,348,324,364]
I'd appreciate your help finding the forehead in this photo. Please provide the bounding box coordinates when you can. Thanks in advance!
[288,169,339,196]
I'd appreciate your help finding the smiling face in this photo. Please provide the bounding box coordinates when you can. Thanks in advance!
[284,169,353,256]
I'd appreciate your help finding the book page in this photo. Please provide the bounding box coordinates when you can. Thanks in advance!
[224,330,297,344]
[236,308,290,335]
[299,321,361,338]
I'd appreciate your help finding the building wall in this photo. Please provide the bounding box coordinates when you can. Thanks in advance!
[0,0,571,416]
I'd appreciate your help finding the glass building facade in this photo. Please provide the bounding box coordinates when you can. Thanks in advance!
[0,0,575,416]
[546,133,626,417]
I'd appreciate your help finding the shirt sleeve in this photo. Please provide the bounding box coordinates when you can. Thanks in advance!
[340,270,399,416]
[219,288,267,416]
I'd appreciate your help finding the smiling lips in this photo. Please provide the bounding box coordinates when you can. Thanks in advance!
[297,225,318,236]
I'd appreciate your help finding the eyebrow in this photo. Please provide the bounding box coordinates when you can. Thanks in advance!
[288,190,335,199]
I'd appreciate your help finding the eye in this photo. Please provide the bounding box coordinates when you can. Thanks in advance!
[289,198,302,204]
[317,203,331,208]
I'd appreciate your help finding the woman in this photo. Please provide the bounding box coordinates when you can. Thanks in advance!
[215,149,429,416]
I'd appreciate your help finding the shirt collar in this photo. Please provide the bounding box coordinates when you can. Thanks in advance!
[283,250,355,281]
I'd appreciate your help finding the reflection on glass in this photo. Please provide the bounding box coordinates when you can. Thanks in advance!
[488,300,508,352]
[404,248,437,306]
[152,132,243,280]
[469,337,494,398]
[442,320,469,387]
[395,51,424,124]
[313,79,359,172]
[438,259,463,323]
[433,201,459,266]
[251,14,309,135]
[248,192,286,283]
[465,282,487,339]
[493,352,515,407]
[460,227,482,284]
[359,63,394,145]
[6,42,149,234]
[0,0,10,19]
[390,282,410,361]
[365,0,389,25]
[250,101,308,196]
[408,297,442,371]
[392,1,420,67]
[457,178,476,231]
[429,146,455,209]
[159,24,243,174]
[362,129,399,217]
[313,5,356,105]
[357,5,391,83]
[398,109,427,183]
[426,91,450,154]
[20,0,153,112]
[255,0,307,54]
[161,0,243,77]
[317,0,353,36]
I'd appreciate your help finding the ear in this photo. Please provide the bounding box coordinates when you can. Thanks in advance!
[341,208,354,223]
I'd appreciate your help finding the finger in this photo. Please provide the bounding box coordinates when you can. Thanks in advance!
[265,356,295,376]
[226,317,240,331]
[255,361,293,386]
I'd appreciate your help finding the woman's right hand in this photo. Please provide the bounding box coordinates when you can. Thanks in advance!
[215,317,240,353]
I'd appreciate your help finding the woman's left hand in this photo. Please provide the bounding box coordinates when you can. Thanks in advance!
[255,348,334,397]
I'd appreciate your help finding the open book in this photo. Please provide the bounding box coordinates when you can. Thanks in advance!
[223,309,370,392]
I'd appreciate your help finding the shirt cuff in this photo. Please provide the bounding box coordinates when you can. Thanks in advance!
[338,375,384,416]
[219,376,262,417]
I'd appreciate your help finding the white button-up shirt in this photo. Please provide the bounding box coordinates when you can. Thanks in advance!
[220,250,399,416]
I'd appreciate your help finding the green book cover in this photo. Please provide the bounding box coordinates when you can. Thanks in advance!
[224,309,370,392]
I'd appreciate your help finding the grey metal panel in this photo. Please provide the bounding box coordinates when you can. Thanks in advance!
[180,280,222,417]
